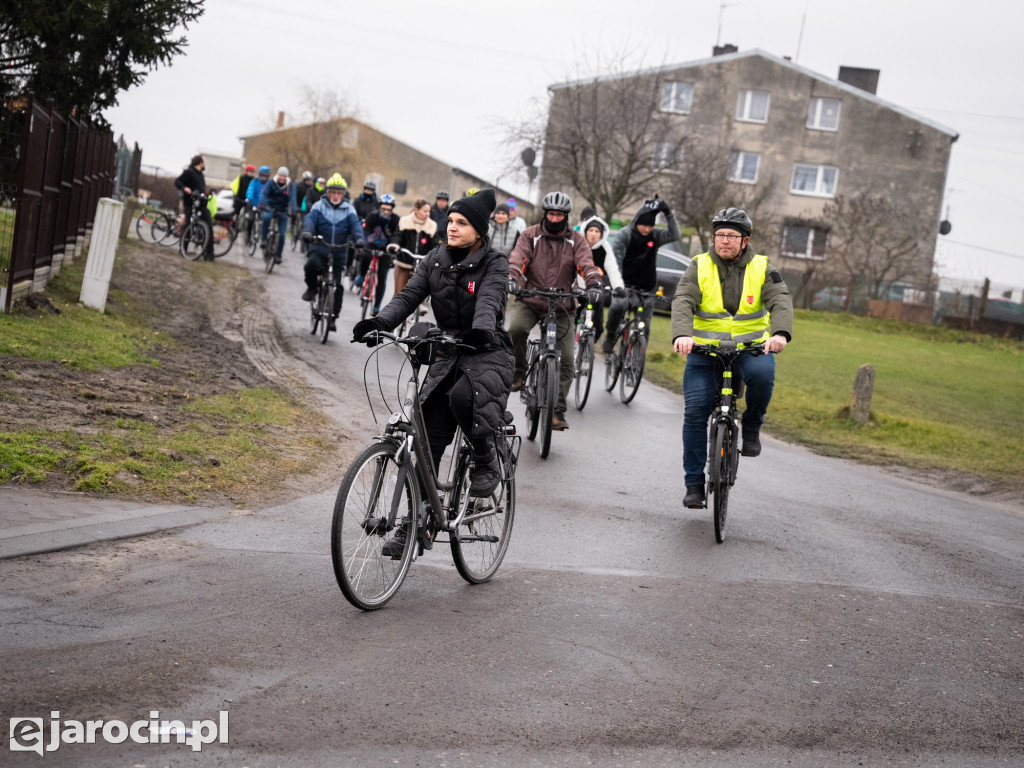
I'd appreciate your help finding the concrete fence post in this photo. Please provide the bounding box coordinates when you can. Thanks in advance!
[79,198,123,312]
[850,364,876,424]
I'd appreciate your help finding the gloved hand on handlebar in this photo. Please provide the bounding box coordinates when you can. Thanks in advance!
[301,231,313,243]
[612,286,627,299]
[586,286,604,308]
[461,328,495,353]
[354,239,367,250]
[508,280,522,296]
[352,317,387,346]
[385,243,400,255]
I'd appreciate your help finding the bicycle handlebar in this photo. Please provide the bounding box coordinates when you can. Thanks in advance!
[352,327,473,352]
[518,287,585,300]
[691,341,770,358]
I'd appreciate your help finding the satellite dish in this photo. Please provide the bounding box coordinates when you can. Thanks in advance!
[521,147,536,167]
[939,220,952,235]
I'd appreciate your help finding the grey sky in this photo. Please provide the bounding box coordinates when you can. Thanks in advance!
[107,0,1024,287]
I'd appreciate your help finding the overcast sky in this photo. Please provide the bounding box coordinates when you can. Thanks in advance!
[106,0,1024,287]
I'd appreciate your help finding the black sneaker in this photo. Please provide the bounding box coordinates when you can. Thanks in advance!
[741,431,761,457]
[274,256,282,264]
[510,376,525,393]
[380,526,408,559]
[327,318,337,332]
[301,288,314,301]
[683,485,706,509]
[469,452,500,497]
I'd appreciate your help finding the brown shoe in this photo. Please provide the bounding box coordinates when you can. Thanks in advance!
[552,412,569,431]
[510,376,525,393]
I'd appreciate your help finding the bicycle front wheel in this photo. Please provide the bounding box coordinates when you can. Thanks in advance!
[318,283,333,344]
[331,442,417,610]
[574,334,594,411]
[451,436,517,584]
[619,332,647,404]
[211,221,235,257]
[710,421,732,543]
[135,209,161,243]
[308,288,320,334]
[179,220,209,261]
[264,230,277,273]
[604,338,621,392]
[538,356,556,459]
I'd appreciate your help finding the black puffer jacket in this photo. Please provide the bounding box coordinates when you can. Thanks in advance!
[374,243,514,440]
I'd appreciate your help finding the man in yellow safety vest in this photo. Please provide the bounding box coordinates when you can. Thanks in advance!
[671,207,793,509]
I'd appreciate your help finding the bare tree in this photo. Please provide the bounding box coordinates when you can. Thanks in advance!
[820,193,929,300]
[250,86,361,179]
[664,140,778,253]
[504,52,683,221]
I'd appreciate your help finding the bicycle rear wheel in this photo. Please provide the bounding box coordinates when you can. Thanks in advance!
[451,435,517,584]
[135,209,161,243]
[152,213,177,246]
[211,221,235,257]
[619,332,647,404]
[574,334,594,411]
[710,421,732,543]
[359,271,376,319]
[245,218,258,256]
[308,285,321,335]
[538,356,556,459]
[331,442,417,610]
[318,283,334,344]
[179,220,209,261]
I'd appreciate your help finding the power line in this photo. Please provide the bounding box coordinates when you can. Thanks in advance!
[942,239,1024,260]
[910,107,1024,123]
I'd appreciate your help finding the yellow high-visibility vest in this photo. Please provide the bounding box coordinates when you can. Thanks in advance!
[692,252,770,346]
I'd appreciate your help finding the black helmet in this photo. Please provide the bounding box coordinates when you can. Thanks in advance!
[363,180,377,191]
[436,189,450,200]
[712,207,752,237]
[542,191,572,213]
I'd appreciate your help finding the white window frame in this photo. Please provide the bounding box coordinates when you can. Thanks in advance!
[781,224,828,261]
[652,142,681,171]
[728,150,761,183]
[790,163,839,198]
[807,97,842,131]
[660,81,694,115]
[735,89,770,123]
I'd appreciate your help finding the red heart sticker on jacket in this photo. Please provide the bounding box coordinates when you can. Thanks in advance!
[647,241,654,248]
[746,294,755,305]
[468,281,476,294]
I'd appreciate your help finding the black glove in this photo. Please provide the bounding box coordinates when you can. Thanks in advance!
[461,328,495,353]
[657,200,671,215]
[508,280,522,296]
[352,317,387,346]
[613,286,627,299]
[586,287,604,308]
[354,239,367,250]
[385,243,400,255]
[301,231,313,243]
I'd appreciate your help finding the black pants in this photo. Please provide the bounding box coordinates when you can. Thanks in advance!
[421,369,490,475]
[304,250,347,317]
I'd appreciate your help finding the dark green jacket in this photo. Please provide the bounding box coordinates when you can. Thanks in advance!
[671,249,793,342]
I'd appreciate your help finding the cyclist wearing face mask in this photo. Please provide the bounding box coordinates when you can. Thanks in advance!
[507,190,604,432]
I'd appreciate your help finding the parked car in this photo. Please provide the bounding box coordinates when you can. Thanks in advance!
[653,247,692,313]
[214,189,235,213]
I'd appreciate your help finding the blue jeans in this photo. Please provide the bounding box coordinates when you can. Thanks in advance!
[682,351,775,487]
[261,210,288,260]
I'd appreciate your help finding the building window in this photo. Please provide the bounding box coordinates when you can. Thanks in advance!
[729,151,760,183]
[660,82,693,114]
[735,89,770,123]
[807,98,842,131]
[781,224,828,260]
[393,179,408,195]
[790,163,838,197]
[652,142,680,171]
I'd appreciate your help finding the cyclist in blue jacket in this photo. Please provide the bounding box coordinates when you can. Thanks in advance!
[258,166,297,264]
[301,174,364,331]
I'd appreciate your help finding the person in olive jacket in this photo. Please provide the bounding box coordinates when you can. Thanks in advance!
[353,189,514,554]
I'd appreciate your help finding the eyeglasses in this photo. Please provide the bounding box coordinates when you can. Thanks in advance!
[714,233,744,242]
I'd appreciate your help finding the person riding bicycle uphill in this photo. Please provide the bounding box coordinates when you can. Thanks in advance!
[244,165,271,241]
[352,187,514,545]
[671,207,793,509]
[301,174,364,331]
[579,214,624,344]
[603,196,681,354]
[507,191,604,431]
[354,194,400,314]
[353,180,379,222]
[258,166,297,264]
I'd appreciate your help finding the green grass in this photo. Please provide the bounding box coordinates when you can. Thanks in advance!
[643,310,1024,488]
[0,247,167,369]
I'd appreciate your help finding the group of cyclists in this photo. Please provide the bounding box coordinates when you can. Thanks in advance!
[345,186,793,516]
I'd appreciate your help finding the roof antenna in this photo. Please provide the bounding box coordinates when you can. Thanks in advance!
[795,1,808,62]
[716,1,736,48]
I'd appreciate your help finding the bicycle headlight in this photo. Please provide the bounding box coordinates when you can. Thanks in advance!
[638,321,645,330]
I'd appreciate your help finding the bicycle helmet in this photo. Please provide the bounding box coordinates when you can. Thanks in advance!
[302,171,313,181]
[258,165,271,176]
[436,190,450,200]
[326,173,347,190]
[712,207,752,237]
[542,190,572,214]
[379,193,396,206]
[363,180,377,191]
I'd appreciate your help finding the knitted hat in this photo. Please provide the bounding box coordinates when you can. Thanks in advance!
[277,166,289,178]
[635,208,658,227]
[507,198,517,209]
[580,206,597,221]
[584,218,605,236]
[449,188,496,239]
[495,203,510,215]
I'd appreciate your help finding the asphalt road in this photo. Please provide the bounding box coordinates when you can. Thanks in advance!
[1,245,1021,767]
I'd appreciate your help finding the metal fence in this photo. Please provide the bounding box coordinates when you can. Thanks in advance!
[0,96,122,313]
